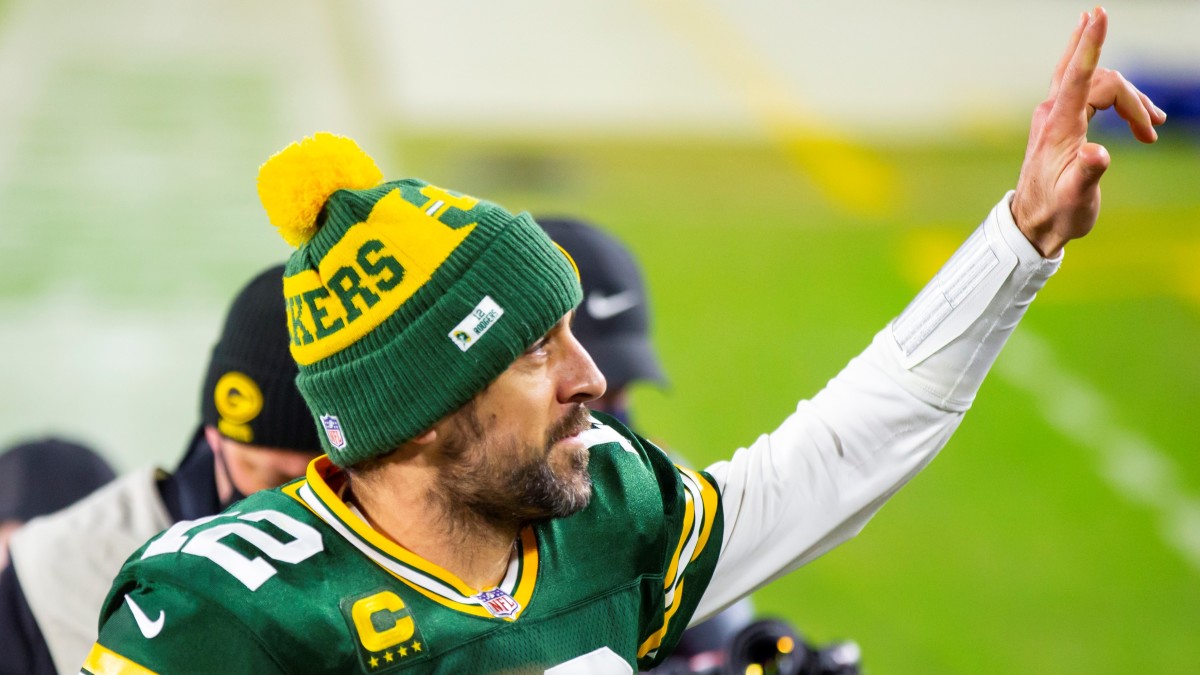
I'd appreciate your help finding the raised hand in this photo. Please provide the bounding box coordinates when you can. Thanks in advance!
[1011,7,1167,258]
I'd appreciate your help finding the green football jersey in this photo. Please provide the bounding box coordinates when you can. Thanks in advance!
[83,415,723,674]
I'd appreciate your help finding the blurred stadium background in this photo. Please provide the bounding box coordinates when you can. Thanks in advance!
[1,0,1198,672]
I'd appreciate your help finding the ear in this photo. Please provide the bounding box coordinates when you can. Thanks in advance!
[203,425,235,504]
[409,428,438,446]
[203,425,225,457]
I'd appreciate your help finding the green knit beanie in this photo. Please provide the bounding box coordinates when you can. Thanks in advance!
[257,133,582,467]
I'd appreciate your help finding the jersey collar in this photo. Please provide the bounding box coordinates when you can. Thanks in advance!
[284,456,538,621]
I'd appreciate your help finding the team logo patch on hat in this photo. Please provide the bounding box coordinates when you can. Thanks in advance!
[320,414,348,450]
[448,296,505,352]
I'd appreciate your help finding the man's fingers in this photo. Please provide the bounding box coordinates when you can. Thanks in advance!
[1114,85,1159,144]
[1082,7,1109,71]
[1050,12,1090,98]
[1056,142,1108,240]
[1141,92,1168,125]
[1088,68,1162,143]
[1054,7,1109,119]
[1076,142,1111,189]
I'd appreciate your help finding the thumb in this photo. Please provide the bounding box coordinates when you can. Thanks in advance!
[1076,142,1111,189]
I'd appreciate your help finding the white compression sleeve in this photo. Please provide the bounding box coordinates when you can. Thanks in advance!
[692,192,1060,622]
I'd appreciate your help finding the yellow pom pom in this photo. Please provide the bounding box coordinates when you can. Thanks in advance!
[257,133,384,247]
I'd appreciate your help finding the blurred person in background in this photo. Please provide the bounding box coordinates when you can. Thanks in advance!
[0,263,323,675]
[0,438,116,570]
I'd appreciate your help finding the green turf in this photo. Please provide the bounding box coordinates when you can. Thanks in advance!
[389,131,1200,673]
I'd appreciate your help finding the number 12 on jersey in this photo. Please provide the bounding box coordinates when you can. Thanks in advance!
[141,510,324,591]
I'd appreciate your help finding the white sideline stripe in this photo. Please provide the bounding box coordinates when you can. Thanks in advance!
[997,330,1200,573]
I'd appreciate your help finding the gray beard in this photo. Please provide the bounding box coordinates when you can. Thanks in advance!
[435,402,594,532]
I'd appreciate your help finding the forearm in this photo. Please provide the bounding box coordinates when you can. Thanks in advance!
[693,192,1059,621]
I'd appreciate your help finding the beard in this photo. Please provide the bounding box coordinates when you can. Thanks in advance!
[436,402,594,530]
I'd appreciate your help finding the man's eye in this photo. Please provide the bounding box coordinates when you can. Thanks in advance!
[526,337,550,355]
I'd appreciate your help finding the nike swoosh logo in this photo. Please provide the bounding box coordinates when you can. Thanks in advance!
[124,594,165,639]
[586,290,639,320]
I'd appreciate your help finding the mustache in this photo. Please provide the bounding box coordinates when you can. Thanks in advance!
[546,404,592,447]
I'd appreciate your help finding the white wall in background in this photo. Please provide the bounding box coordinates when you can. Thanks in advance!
[352,0,1200,139]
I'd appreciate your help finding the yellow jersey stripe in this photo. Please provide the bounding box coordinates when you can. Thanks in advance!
[661,490,696,591]
[81,643,158,675]
[289,466,482,612]
[281,477,312,511]
[648,491,700,655]
[377,530,537,621]
[297,481,490,615]
[679,466,719,562]
[512,527,539,610]
[296,462,539,620]
[637,577,690,658]
[639,466,720,659]
[304,458,479,597]
[376,567,497,619]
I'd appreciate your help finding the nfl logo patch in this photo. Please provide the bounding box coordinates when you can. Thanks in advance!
[320,414,347,450]
[474,588,521,620]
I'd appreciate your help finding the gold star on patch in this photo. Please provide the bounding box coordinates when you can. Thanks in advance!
[412,642,422,652]
[369,656,379,668]
[398,646,408,658]
[384,651,394,663]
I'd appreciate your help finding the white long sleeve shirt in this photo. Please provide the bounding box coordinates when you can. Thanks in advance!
[695,191,1060,621]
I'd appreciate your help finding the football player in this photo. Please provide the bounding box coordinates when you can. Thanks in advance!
[84,10,1164,673]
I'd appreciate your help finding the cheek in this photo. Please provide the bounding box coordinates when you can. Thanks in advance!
[238,454,314,493]
[269,455,317,485]
[488,377,559,433]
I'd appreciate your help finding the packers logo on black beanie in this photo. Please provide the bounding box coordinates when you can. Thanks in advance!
[257,133,582,467]
[200,263,321,453]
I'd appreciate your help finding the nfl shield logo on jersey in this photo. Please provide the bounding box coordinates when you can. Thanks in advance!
[474,588,521,620]
[321,414,348,450]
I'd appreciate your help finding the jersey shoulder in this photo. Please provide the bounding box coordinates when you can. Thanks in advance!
[92,487,375,672]
[553,413,726,667]
[107,485,329,600]
[579,411,719,542]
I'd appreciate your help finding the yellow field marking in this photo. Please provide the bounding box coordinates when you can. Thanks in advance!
[644,0,897,216]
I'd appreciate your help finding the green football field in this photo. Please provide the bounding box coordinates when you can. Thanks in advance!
[390,132,1200,673]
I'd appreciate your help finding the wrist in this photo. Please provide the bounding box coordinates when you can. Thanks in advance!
[1009,201,1066,259]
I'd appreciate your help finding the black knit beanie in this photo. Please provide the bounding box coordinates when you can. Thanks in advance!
[199,264,321,452]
